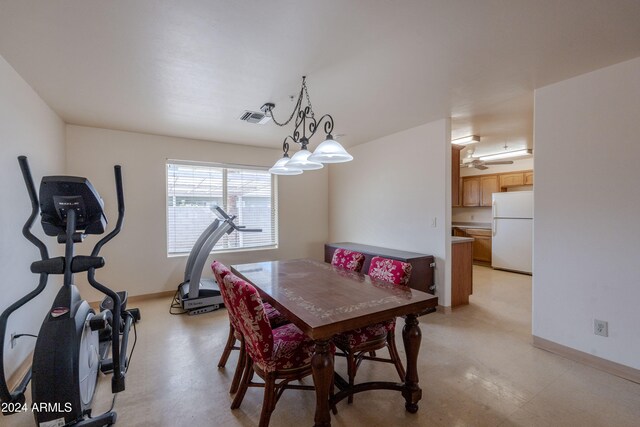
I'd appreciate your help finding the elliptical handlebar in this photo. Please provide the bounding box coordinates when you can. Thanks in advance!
[91,165,124,257]
[114,165,125,218]
[0,157,50,409]
[17,156,49,261]
[86,165,127,393]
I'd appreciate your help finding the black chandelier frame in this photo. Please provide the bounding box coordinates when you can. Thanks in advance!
[261,76,335,158]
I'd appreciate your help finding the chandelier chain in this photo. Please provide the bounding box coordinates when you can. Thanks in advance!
[303,79,315,119]
[268,80,302,127]
[269,89,301,127]
[268,77,317,127]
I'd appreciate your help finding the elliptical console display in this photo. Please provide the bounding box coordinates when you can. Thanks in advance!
[0,156,140,426]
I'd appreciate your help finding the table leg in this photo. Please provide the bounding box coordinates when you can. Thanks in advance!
[402,313,423,413]
[311,339,333,427]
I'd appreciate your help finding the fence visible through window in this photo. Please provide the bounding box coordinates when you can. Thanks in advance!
[166,161,277,255]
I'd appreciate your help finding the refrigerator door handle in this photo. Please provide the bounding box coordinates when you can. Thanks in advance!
[492,200,497,236]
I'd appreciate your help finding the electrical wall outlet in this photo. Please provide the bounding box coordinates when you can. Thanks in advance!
[594,319,608,337]
[470,214,475,220]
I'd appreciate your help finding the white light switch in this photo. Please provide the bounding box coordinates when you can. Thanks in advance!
[431,217,437,227]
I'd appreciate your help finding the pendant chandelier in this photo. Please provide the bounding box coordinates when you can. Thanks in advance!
[263,77,353,175]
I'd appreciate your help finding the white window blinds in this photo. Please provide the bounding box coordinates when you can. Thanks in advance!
[167,161,277,255]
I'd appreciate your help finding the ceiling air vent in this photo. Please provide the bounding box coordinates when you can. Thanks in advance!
[239,110,271,124]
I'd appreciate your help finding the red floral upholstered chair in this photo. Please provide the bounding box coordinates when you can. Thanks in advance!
[211,261,289,394]
[368,256,412,286]
[223,273,330,427]
[332,256,412,403]
[331,248,365,272]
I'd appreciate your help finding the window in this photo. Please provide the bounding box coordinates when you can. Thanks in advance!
[166,161,277,255]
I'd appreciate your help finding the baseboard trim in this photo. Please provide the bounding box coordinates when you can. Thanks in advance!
[532,335,640,384]
[436,305,452,314]
[127,290,176,303]
[90,289,176,308]
[8,351,33,391]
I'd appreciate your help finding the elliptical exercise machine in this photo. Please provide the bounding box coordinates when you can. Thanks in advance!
[0,156,140,426]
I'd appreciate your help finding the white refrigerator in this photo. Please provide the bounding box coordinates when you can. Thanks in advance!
[491,191,533,274]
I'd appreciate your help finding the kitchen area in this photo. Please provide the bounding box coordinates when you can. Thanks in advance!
[450,138,534,307]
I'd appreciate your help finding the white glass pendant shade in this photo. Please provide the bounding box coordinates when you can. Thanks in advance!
[285,149,324,170]
[269,156,303,175]
[308,136,353,163]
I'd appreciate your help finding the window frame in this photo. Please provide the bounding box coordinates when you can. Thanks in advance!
[165,159,279,257]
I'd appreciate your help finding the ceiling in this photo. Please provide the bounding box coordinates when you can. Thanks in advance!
[1,1,639,157]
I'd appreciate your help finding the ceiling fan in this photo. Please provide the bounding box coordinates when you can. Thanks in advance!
[461,158,514,170]
[460,143,515,169]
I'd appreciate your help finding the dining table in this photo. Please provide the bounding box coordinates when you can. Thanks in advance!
[231,258,438,427]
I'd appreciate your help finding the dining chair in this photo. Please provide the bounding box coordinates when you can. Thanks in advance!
[332,256,412,403]
[331,248,365,272]
[212,261,289,393]
[223,273,329,427]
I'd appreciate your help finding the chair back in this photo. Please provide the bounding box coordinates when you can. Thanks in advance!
[212,260,232,297]
[331,248,365,272]
[212,260,242,328]
[212,260,233,307]
[222,273,275,370]
[368,256,412,286]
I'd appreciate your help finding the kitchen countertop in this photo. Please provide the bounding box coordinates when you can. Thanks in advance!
[452,236,474,244]
[452,222,492,230]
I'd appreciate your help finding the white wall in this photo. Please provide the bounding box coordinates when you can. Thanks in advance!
[66,126,329,302]
[451,207,492,223]
[533,57,640,369]
[0,55,65,378]
[329,120,451,306]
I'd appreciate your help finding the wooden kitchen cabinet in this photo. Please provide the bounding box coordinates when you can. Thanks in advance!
[454,169,534,208]
[465,228,492,264]
[452,145,463,207]
[452,227,492,265]
[462,175,498,207]
[453,227,467,237]
[524,171,534,185]
[499,172,524,188]
[480,175,499,206]
[462,177,480,206]
[451,238,473,307]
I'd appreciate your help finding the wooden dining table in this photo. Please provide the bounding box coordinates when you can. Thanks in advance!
[231,258,438,427]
